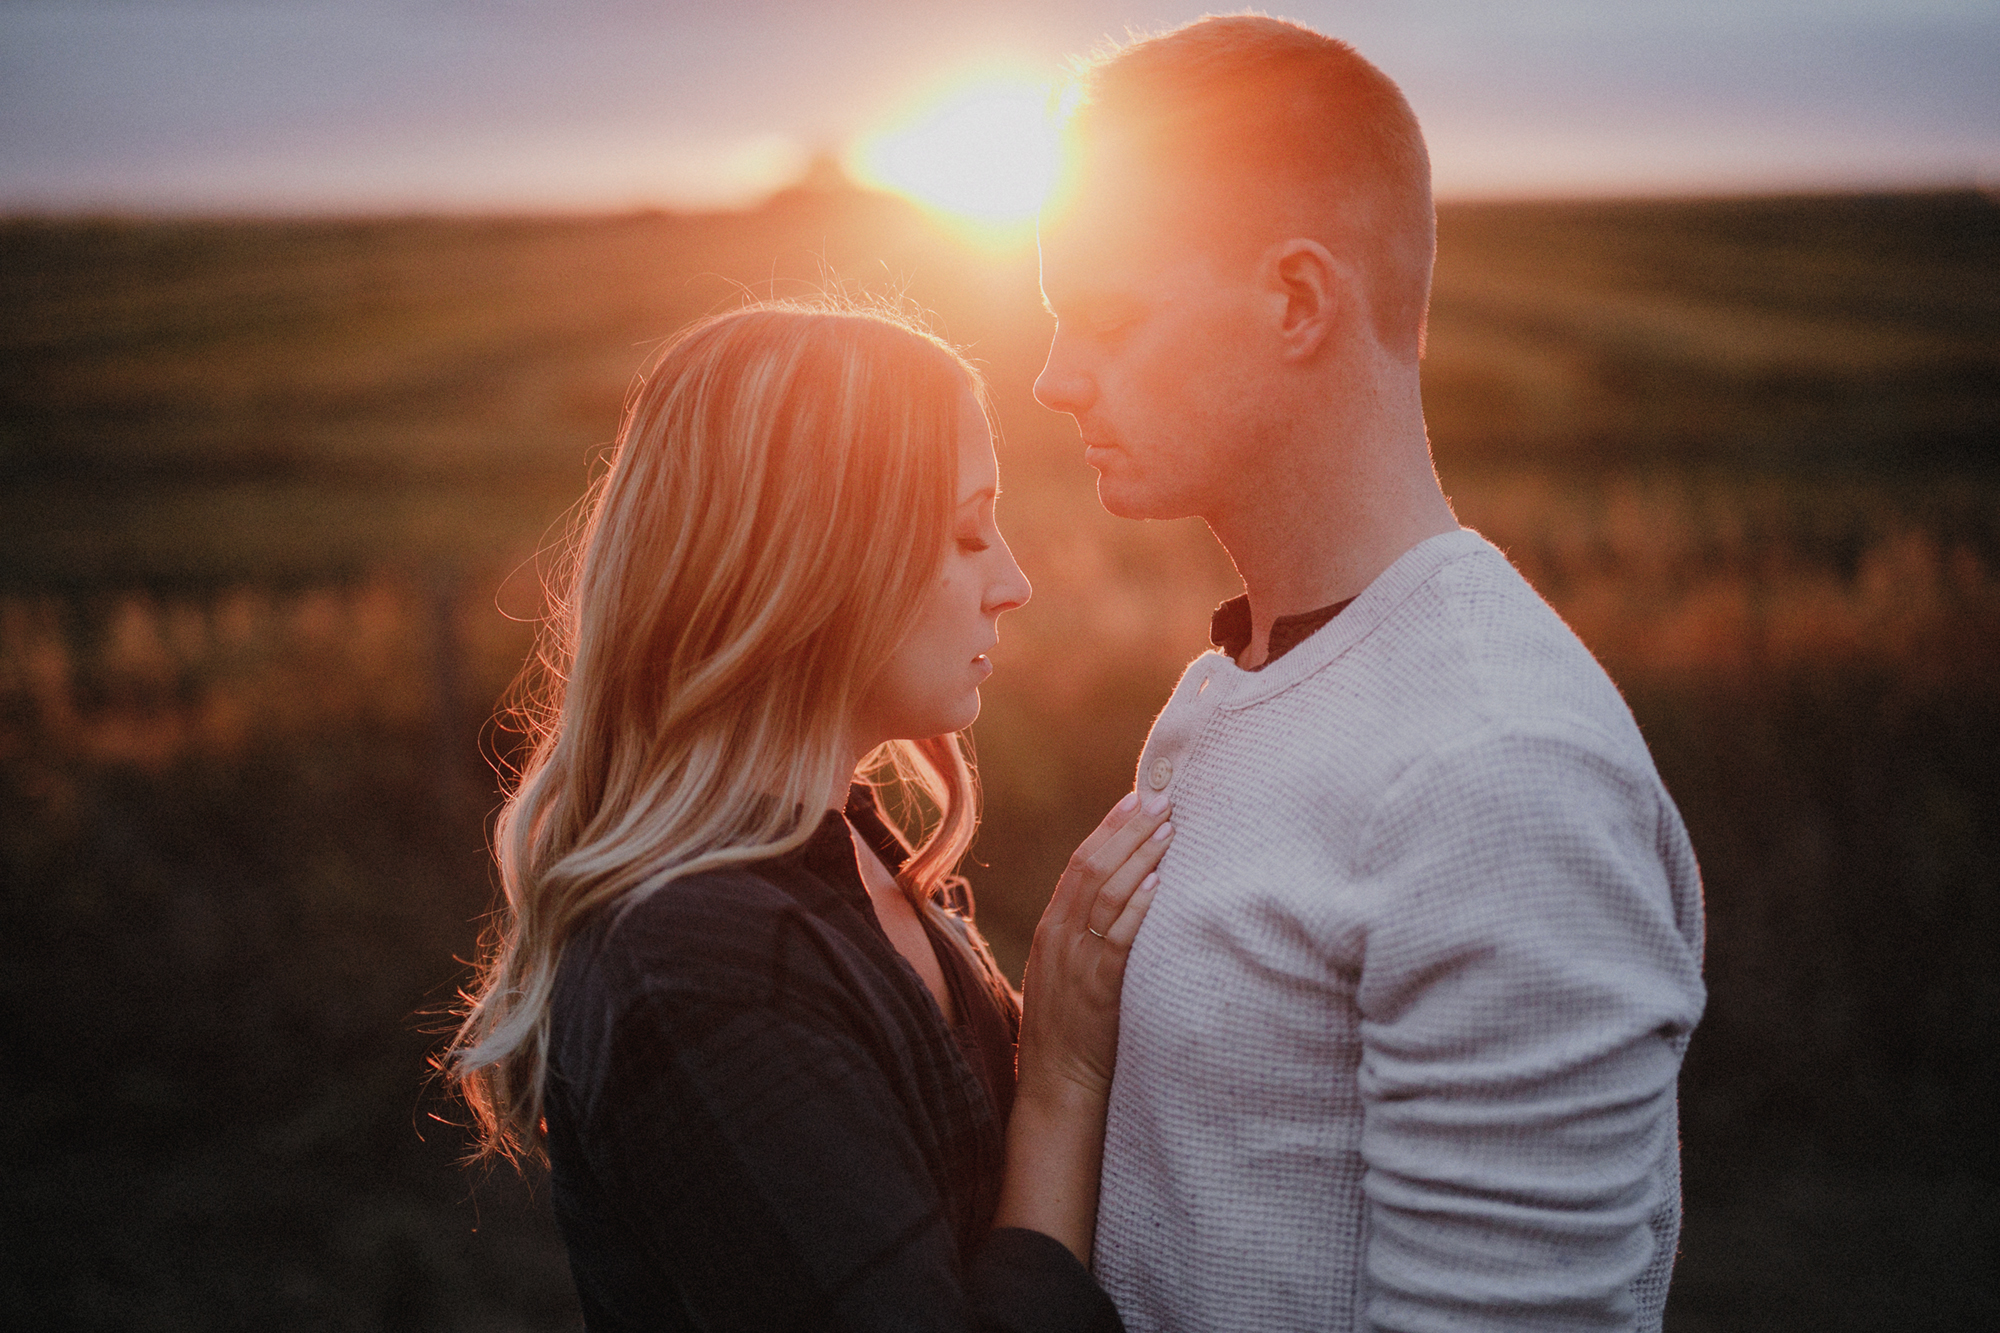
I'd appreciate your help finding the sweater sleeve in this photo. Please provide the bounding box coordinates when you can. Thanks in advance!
[562,900,1121,1333]
[1352,723,1705,1333]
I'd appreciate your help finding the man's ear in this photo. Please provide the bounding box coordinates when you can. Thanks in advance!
[1261,238,1340,361]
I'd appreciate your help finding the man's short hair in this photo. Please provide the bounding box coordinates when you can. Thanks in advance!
[1068,15,1435,361]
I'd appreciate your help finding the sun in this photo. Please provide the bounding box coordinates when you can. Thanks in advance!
[849,70,1065,246]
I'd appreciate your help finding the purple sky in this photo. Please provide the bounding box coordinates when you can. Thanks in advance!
[2,0,1995,211]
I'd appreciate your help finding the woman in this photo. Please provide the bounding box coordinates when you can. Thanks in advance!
[448,302,1171,1331]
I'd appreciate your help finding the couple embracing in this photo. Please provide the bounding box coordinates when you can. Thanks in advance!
[449,16,1706,1333]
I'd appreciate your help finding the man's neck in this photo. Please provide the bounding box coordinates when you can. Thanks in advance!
[1207,376,1457,670]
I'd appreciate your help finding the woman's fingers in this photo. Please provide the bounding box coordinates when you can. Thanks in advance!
[1066,790,1138,868]
[1101,871,1160,949]
[1083,819,1172,938]
[1013,796,1171,1112]
[1047,791,1170,926]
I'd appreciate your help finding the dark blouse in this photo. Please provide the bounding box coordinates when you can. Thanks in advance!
[843,787,1021,1132]
[542,789,1121,1332]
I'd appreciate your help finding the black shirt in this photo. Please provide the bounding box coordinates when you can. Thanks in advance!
[543,791,1120,1332]
[843,786,1020,1132]
[1209,593,1355,669]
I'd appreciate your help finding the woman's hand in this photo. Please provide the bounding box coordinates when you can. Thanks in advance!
[1016,789,1172,1108]
[996,789,1170,1263]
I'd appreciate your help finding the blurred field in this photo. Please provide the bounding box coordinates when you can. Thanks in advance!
[2,185,1997,1330]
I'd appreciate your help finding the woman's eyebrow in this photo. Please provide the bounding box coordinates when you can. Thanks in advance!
[959,486,999,507]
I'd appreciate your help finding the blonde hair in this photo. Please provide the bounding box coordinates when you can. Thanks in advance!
[449,302,1001,1164]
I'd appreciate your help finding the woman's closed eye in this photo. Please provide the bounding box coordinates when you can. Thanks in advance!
[956,495,999,554]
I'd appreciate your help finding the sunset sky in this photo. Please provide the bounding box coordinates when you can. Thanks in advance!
[3,0,1995,214]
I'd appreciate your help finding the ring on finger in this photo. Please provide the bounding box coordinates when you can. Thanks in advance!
[1085,926,1108,940]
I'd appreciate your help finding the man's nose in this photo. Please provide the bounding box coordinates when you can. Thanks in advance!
[1032,336,1095,417]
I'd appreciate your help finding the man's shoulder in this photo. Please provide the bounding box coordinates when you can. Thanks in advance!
[1212,533,1647,796]
[1360,533,1639,746]
[1149,532,1660,832]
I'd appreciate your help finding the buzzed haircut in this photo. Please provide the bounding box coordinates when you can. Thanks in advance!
[1071,15,1436,361]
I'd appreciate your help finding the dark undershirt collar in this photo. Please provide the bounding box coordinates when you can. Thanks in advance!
[1209,593,1356,671]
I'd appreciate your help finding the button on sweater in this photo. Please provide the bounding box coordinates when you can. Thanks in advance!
[1094,528,1707,1333]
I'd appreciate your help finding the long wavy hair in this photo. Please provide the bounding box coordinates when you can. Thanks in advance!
[448,302,1001,1165]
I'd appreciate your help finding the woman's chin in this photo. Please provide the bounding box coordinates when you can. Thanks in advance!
[924,695,981,740]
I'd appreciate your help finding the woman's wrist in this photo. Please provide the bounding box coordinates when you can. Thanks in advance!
[1012,1063,1113,1115]
[995,1088,1108,1265]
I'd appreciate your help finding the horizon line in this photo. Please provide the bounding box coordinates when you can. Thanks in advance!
[4,176,1995,229]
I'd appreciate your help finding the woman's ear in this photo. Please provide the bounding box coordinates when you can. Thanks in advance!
[1261,238,1340,361]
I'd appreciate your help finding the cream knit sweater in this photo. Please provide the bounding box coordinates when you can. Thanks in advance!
[1094,528,1706,1333]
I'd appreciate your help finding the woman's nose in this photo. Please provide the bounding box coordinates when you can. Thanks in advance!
[985,544,1032,615]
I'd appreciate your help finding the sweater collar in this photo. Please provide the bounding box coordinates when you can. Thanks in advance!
[1198,528,1494,706]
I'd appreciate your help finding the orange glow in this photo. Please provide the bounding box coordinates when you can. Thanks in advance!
[848,69,1065,247]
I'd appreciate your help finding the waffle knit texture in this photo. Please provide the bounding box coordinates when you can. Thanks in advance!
[1094,528,1706,1333]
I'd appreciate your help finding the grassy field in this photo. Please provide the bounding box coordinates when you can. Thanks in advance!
[2,186,1997,1330]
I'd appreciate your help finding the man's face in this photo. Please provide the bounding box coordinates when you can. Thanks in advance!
[1033,177,1270,523]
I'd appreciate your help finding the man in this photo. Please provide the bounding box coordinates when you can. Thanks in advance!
[1032,16,1706,1333]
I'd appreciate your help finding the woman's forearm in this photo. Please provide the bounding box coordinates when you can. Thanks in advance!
[997,791,1169,1267]
[993,1078,1110,1266]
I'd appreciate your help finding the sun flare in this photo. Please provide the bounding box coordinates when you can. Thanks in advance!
[849,71,1065,246]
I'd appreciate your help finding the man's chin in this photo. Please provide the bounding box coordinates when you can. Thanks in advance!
[1094,473,1180,522]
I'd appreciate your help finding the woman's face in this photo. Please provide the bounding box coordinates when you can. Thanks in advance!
[853,391,1032,748]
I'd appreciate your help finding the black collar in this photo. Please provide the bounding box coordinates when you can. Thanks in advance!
[1209,593,1355,670]
[796,784,911,882]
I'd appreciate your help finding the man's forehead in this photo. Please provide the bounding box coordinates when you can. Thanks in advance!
[1044,173,1210,276]
[1043,147,1177,248]
[1038,208,1249,317]
[1037,229,1161,315]
[1039,143,1278,299]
